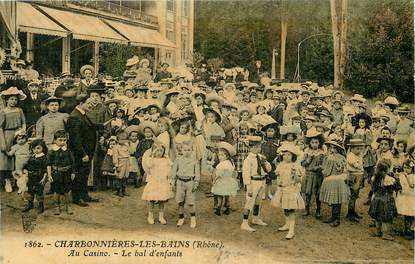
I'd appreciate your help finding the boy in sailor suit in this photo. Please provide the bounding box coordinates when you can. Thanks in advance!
[241,136,272,232]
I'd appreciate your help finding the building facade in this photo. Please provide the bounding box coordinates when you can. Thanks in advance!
[5,0,194,75]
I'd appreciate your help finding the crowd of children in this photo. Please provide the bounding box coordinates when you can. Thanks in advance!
[0,60,414,241]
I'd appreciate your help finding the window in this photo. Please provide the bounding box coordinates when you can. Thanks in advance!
[167,0,175,12]
[182,0,189,17]
[166,22,175,42]
[181,32,188,60]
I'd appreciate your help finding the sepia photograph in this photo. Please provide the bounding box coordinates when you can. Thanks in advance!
[0,0,414,263]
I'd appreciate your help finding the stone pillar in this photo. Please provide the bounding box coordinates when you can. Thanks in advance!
[62,36,71,73]
[93,41,99,75]
[175,0,182,67]
[188,0,194,64]
[26,32,34,62]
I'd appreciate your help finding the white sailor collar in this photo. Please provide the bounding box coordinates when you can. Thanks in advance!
[34,153,45,158]
[51,144,67,151]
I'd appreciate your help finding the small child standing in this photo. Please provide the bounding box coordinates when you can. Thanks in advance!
[346,138,366,223]
[301,128,325,218]
[112,132,131,197]
[126,129,140,188]
[22,139,48,213]
[141,142,174,225]
[47,130,74,215]
[260,122,280,200]
[7,129,31,195]
[136,122,156,182]
[369,159,401,241]
[100,136,117,189]
[271,143,305,239]
[395,159,415,240]
[171,141,200,228]
[211,142,238,215]
[240,136,272,232]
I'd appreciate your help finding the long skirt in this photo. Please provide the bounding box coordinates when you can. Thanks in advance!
[369,192,397,222]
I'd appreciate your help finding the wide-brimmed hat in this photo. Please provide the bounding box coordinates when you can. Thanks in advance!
[352,112,372,127]
[44,96,64,105]
[384,96,399,106]
[191,89,207,100]
[0,86,27,100]
[280,125,301,135]
[325,137,345,152]
[27,80,41,88]
[60,71,72,78]
[376,136,394,144]
[396,105,411,114]
[202,107,222,123]
[261,122,279,133]
[87,83,106,94]
[350,94,366,103]
[164,89,180,97]
[348,138,366,146]
[124,125,140,135]
[206,94,224,107]
[278,142,301,157]
[137,121,158,135]
[305,127,322,138]
[217,141,236,156]
[126,55,139,67]
[245,135,262,146]
[304,115,317,122]
[16,59,26,66]
[80,65,94,77]
[139,59,150,67]
[237,107,253,117]
[222,101,238,110]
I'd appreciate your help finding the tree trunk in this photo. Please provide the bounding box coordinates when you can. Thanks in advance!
[339,0,348,89]
[330,0,341,89]
[280,18,288,81]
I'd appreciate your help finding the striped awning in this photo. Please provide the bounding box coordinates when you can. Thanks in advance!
[104,19,176,49]
[17,2,68,37]
[38,5,128,44]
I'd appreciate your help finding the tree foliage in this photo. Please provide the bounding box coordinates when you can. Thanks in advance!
[194,0,414,102]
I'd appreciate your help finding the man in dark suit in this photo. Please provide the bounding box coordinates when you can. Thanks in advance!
[24,80,48,130]
[154,62,172,83]
[66,94,99,206]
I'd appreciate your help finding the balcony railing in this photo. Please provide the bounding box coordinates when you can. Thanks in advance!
[40,0,158,26]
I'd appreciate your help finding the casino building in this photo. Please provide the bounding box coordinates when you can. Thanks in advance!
[0,0,194,75]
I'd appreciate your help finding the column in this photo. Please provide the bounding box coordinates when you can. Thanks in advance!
[62,36,71,73]
[26,32,34,62]
[93,41,99,75]
[188,0,194,64]
[153,47,159,78]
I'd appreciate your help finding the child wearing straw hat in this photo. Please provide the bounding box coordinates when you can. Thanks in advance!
[301,127,325,218]
[272,142,305,240]
[211,142,238,215]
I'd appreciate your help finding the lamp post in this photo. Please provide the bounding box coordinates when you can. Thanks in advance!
[293,33,331,82]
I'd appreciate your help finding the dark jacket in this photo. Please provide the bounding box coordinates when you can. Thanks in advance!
[66,107,97,158]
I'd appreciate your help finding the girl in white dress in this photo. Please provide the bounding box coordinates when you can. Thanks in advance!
[396,159,415,239]
[271,143,305,239]
[141,142,174,225]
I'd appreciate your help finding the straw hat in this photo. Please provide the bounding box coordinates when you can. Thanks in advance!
[137,121,158,135]
[261,122,279,133]
[217,141,236,156]
[350,94,366,103]
[222,101,238,110]
[124,125,140,135]
[202,108,222,123]
[237,107,253,117]
[44,96,64,105]
[325,136,345,152]
[384,96,399,106]
[0,86,27,100]
[104,98,122,105]
[80,65,94,77]
[348,138,366,146]
[191,89,207,100]
[206,94,224,107]
[126,56,139,67]
[27,80,41,88]
[376,136,394,144]
[305,127,322,138]
[396,105,411,114]
[278,142,301,157]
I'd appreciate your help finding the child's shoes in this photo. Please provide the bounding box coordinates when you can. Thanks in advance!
[252,217,267,226]
[190,216,196,228]
[159,213,167,225]
[177,218,185,227]
[147,213,155,225]
[240,220,255,232]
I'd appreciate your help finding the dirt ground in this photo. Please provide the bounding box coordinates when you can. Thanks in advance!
[1,182,413,264]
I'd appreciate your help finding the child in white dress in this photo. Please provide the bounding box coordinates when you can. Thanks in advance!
[271,143,305,239]
[396,159,415,239]
[141,142,174,225]
[7,129,31,195]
